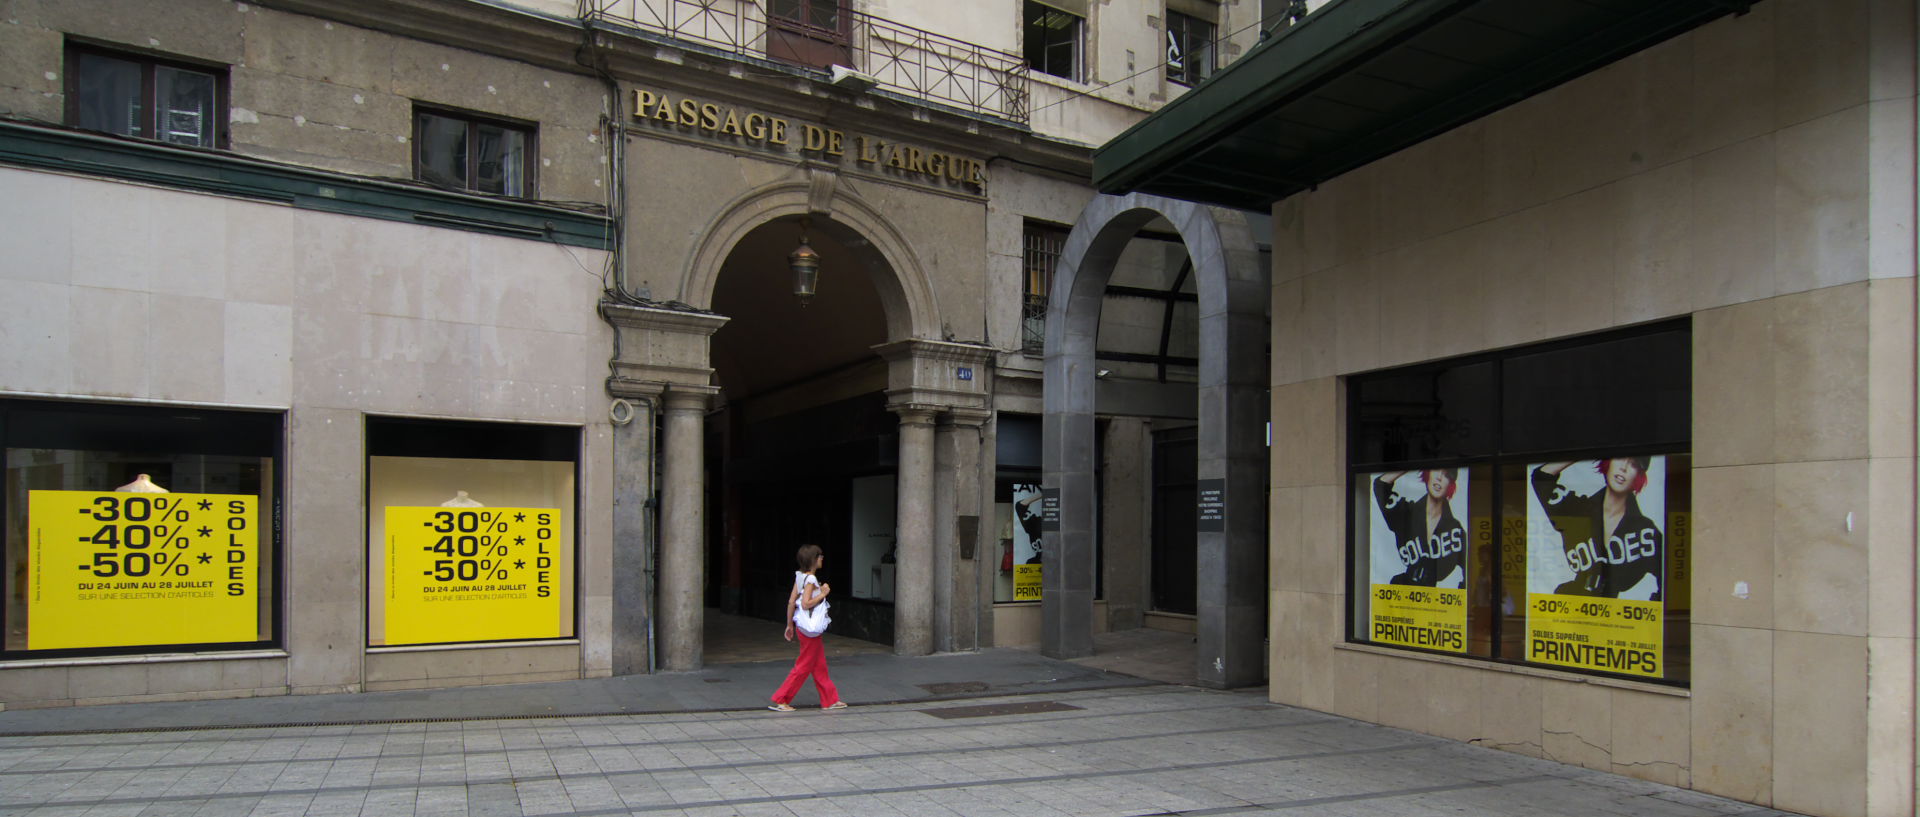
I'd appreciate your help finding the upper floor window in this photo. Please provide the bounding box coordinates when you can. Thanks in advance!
[767,0,852,71]
[1021,221,1069,354]
[770,0,844,32]
[413,107,534,198]
[66,44,225,148]
[1024,1,1085,82]
[1165,10,1215,86]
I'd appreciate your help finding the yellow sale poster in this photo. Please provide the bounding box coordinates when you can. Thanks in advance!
[383,506,566,645]
[1525,594,1662,675]
[1013,564,1042,601]
[28,490,259,650]
[1524,457,1667,678]
[1363,470,1469,653]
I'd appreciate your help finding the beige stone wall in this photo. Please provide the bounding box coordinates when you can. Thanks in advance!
[0,0,609,201]
[860,0,1267,148]
[1268,3,1916,817]
[0,168,615,707]
[985,165,1097,356]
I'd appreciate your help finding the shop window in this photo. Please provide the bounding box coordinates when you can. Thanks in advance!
[1,399,279,657]
[1346,321,1692,684]
[365,417,576,647]
[1022,221,1069,355]
[994,414,1044,603]
[413,107,534,197]
[767,0,852,70]
[1150,425,1196,614]
[66,44,225,148]
[849,474,896,602]
[995,481,1046,603]
[1165,10,1215,86]
[1024,1,1085,82]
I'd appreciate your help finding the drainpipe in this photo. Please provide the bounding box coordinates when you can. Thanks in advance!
[579,6,664,673]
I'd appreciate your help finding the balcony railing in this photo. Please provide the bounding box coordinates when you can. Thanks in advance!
[582,0,1030,124]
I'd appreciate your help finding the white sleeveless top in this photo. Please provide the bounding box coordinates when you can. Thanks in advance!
[793,571,831,636]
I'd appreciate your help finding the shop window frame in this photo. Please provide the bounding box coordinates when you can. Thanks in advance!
[1342,319,1692,686]
[0,398,284,660]
[411,104,538,199]
[363,416,581,649]
[64,40,229,149]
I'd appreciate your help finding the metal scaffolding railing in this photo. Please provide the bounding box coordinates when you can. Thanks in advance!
[582,0,1030,124]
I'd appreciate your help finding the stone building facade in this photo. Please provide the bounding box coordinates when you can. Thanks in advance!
[0,0,1272,707]
[1085,2,1918,816]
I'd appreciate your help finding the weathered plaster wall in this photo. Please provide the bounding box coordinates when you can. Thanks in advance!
[0,167,615,706]
[0,0,609,201]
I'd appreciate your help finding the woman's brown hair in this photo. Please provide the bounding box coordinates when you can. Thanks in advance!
[795,544,823,571]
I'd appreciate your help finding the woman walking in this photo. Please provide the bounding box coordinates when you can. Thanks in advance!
[769,544,847,712]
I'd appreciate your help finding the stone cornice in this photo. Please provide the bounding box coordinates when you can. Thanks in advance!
[0,121,612,249]
[599,301,730,336]
[662,386,720,412]
[944,408,993,427]
[885,402,943,425]
[872,338,997,366]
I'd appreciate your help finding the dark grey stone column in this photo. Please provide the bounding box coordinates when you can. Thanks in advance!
[1187,205,1269,689]
[1044,193,1267,685]
[609,387,659,676]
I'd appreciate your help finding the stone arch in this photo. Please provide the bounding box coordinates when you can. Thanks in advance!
[1042,192,1267,689]
[683,176,941,343]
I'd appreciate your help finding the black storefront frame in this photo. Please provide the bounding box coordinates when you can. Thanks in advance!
[362,415,583,649]
[0,397,286,660]
[1342,319,1691,686]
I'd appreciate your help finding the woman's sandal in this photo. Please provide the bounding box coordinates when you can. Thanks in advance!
[767,703,796,712]
[823,701,849,710]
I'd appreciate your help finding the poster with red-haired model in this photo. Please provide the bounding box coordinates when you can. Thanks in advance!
[1524,457,1666,677]
[1363,469,1468,653]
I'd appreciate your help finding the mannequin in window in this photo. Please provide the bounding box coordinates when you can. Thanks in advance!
[116,474,168,493]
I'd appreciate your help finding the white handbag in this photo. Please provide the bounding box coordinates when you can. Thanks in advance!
[792,573,831,636]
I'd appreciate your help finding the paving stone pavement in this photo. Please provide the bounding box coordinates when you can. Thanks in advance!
[0,682,1803,817]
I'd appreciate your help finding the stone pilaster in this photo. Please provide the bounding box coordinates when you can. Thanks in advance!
[658,386,715,671]
[890,403,939,656]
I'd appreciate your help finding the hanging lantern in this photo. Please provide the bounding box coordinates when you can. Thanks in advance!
[789,229,821,306]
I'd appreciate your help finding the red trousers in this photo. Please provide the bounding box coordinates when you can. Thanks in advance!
[772,631,839,707]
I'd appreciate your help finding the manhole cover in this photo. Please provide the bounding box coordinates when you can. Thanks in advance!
[917,681,990,695]
[919,701,1082,719]
[703,678,730,683]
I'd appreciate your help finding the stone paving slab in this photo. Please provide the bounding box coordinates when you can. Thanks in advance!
[0,685,1803,817]
[0,648,1149,735]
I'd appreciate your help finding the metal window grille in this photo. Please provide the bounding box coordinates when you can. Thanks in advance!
[1021,223,1067,354]
[582,0,1031,123]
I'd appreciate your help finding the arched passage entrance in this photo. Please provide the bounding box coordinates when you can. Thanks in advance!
[1042,193,1268,688]
[611,175,989,670]
[703,215,894,656]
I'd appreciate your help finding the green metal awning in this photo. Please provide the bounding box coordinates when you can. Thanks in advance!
[1094,0,1759,211]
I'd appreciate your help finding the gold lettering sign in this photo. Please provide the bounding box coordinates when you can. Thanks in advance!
[631,88,984,192]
